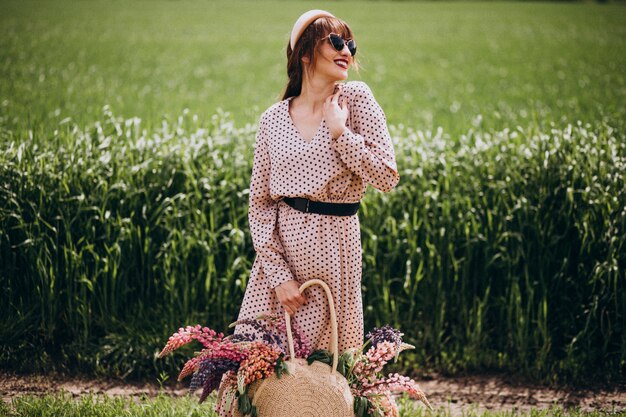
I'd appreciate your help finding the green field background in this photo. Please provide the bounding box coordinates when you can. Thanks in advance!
[1,0,625,385]
[2,1,625,134]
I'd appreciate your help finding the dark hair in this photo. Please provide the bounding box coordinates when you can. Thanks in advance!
[281,16,361,101]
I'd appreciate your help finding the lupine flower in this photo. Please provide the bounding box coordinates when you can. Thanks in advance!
[178,341,246,381]
[228,332,257,343]
[236,341,283,393]
[363,373,432,410]
[189,358,235,391]
[352,341,397,387]
[365,325,413,361]
[190,357,240,403]
[178,355,204,381]
[229,317,283,349]
[158,325,224,358]
[366,325,402,347]
[261,313,313,358]
[215,370,238,414]
[368,391,399,417]
[158,321,431,417]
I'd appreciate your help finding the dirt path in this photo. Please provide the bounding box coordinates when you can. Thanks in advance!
[416,375,625,414]
[1,371,624,414]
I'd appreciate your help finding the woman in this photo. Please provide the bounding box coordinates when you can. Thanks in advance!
[217,9,400,415]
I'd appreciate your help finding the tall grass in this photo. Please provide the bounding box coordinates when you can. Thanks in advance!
[374,118,626,383]
[1,108,624,384]
[0,108,255,378]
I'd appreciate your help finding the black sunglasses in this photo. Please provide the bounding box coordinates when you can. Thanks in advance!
[325,33,357,56]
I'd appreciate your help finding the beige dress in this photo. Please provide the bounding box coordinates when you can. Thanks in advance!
[217,80,400,415]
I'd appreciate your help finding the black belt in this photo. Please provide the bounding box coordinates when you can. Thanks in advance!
[282,196,359,216]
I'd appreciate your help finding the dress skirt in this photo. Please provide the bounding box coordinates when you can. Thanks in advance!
[237,199,364,354]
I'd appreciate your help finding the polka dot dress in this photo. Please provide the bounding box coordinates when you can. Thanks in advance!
[217,81,400,416]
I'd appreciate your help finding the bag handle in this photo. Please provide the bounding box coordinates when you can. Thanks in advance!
[284,279,339,374]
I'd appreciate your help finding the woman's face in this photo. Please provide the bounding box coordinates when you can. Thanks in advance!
[308,33,354,82]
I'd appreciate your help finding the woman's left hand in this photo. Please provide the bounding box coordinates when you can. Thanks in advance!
[323,84,349,140]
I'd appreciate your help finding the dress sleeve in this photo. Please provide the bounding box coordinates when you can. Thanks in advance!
[330,82,400,192]
[248,113,295,289]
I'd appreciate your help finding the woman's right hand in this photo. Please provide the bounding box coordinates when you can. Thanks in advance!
[275,279,307,316]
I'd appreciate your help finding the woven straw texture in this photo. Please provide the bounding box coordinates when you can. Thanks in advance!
[220,279,354,417]
[251,358,353,416]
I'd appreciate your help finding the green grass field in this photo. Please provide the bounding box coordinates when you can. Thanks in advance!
[1,393,621,417]
[1,1,624,136]
[1,0,625,387]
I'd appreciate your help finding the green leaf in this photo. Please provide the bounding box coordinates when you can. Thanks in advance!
[237,386,252,414]
[306,349,333,366]
[237,373,246,395]
[353,396,370,417]
[275,357,289,379]
[337,350,354,378]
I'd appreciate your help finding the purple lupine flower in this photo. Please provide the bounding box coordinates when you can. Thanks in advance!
[257,313,313,358]
[177,340,246,381]
[229,317,283,350]
[189,357,239,403]
[366,325,403,350]
[199,359,240,403]
[228,332,257,343]
[366,325,408,361]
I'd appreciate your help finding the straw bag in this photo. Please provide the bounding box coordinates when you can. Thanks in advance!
[225,279,354,417]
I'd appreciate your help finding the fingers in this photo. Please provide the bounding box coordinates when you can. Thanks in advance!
[297,293,307,306]
[331,87,341,103]
[284,301,300,316]
[328,83,343,103]
[281,291,307,316]
[326,91,340,104]
[285,304,296,316]
[287,293,306,315]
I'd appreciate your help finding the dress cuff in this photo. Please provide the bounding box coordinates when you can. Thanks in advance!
[331,128,363,154]
[269,267,295,289]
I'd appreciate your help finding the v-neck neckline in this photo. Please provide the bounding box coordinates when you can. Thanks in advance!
[285,96,324,145]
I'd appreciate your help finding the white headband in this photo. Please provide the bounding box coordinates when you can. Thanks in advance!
[290,9,335,50]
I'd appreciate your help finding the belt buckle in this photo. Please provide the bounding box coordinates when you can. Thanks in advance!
[293,197,309,213]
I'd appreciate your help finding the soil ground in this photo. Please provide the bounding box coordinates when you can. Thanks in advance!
[1,371,624,415]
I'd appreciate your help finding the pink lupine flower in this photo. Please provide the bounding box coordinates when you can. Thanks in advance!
[352,340,397,386]
[363,373,432,410]
[178,355,203,381]
[382,392,400,417]
[158,325,224,358]
[365,341,396,364]
[368,391,399,417]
